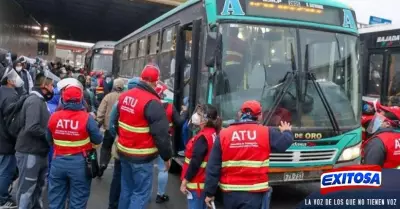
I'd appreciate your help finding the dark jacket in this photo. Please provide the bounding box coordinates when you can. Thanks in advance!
[116,81,172,163]
[204,121,294,197]
[15,89,51,157]
[163,102,188,127]
[0,86,19,154]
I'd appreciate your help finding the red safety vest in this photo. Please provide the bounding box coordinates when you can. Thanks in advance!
[96,78,104,95]
[164,103,173,134]
[117,88,160,157]
[181,127,216,191]
[48,110,92,156]
[219,123,270,192]
[375,132,400,169]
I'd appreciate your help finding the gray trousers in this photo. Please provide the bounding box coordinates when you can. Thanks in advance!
[15,152,48,209]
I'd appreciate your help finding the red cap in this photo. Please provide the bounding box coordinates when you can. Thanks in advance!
[62,86,83,102]
[241,100,262,116]
[155,82,168,96]
[380,105,400,120]
[141,65,160,82]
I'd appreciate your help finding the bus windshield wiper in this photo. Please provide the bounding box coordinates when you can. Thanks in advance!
[307,72,341,134]
[263,43,298,126]
[262,71,296,126]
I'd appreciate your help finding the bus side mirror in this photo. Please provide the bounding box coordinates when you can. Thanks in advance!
[205,32,222,68]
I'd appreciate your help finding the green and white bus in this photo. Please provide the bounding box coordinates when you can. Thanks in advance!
[114,0,361,184]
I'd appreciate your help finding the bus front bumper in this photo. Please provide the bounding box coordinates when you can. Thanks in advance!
[268,157,361,185]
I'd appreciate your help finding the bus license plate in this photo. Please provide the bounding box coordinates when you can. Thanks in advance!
[283,172,304,181]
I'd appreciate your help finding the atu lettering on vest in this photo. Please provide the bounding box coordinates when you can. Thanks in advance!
[121,96,138,114]
[395,139,400,149]
[230,130,258,149]
[55,119,80,136]
[56,119,79,130]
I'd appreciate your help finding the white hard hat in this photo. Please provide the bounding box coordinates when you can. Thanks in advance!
[57,77,83,91]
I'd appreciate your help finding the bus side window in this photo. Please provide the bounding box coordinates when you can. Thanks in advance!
[388,53,400,105]
[160,25,177,89]
[366,54,383,97]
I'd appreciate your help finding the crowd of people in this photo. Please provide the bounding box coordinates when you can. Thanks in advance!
[1,45,400,209]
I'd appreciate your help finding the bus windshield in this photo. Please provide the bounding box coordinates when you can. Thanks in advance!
[212,23,360,130]
[92,54,113,73]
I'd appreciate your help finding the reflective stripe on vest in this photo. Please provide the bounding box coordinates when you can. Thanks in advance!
[118,121,150,133]
[219,182,269,191]
[184,157,207,168]
[227,51,243,58]
[187,183,204,190]
[225,61,241,66]
[221,159,269,168]
[117,141,158,155]
[53,138,90,147]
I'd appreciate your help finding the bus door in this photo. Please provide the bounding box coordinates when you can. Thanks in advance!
[363,49,387,103]
[172,19,202,158]
[384,49,400,106]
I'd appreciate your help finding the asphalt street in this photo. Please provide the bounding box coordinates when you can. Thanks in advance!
[11,163,320,209]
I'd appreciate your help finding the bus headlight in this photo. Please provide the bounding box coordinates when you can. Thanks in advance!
[338,143,361,162]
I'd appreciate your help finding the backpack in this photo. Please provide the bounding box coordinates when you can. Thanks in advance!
[4,94,31,138]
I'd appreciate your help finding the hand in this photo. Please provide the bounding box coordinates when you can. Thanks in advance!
[181,105,188,113]
[180,179,189,195]
[164,159,171,172]
[279,121,292,132]
[205,196,215,208]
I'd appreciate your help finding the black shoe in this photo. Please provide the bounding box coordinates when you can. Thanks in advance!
[0,200,17,209]
[155,194,169,203]
[97,164,107,178]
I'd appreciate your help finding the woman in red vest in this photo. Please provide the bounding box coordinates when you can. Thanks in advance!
[47,85,103,209]
[180,104,221,209]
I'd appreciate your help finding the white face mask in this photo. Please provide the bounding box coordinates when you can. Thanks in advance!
[191,113,202,125]
[15,66,22,72]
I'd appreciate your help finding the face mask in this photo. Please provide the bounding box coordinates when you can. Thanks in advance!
[42,87,54,102]
[15,66,22,72]
[191,113,202,126]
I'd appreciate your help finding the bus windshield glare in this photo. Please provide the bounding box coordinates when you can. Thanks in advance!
[213,23,360,130]
[92,54,113,73]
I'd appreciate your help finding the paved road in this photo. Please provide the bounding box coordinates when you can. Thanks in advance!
[88,165,319,209]
[12,164,319,209]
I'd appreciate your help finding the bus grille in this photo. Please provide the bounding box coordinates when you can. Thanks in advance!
[270,149,337,163]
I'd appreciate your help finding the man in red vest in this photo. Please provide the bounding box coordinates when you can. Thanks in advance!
[364,106,400,168]
[47,85,103,209]
[204,100,293,209]
[115,65,172,209]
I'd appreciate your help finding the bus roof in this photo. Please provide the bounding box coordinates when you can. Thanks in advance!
[359,24,400,34]
[116,0,355,45]
[92,41,116,49]
[116,0,200,45]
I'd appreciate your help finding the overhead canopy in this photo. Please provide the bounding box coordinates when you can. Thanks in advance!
[14,0,183,42]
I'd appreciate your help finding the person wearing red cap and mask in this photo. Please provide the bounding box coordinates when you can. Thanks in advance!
[115,65,172,209]
[204,100,294,209]
[154,83,188,204]
[364,106,400,168]
[46,86,103,209]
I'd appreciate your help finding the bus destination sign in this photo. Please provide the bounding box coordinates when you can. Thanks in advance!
[375,35,400,48]
[217,0,357,29]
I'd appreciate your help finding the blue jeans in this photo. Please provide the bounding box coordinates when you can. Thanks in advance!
[48,154,91,209]
[0,155,16,205]
[156,156,168,195]
[118,159,153,209]
[187,190,206,209]
[222,188,273,209]
[108,159,121,209]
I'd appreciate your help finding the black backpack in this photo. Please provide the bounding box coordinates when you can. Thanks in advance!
[4,94,31,138]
